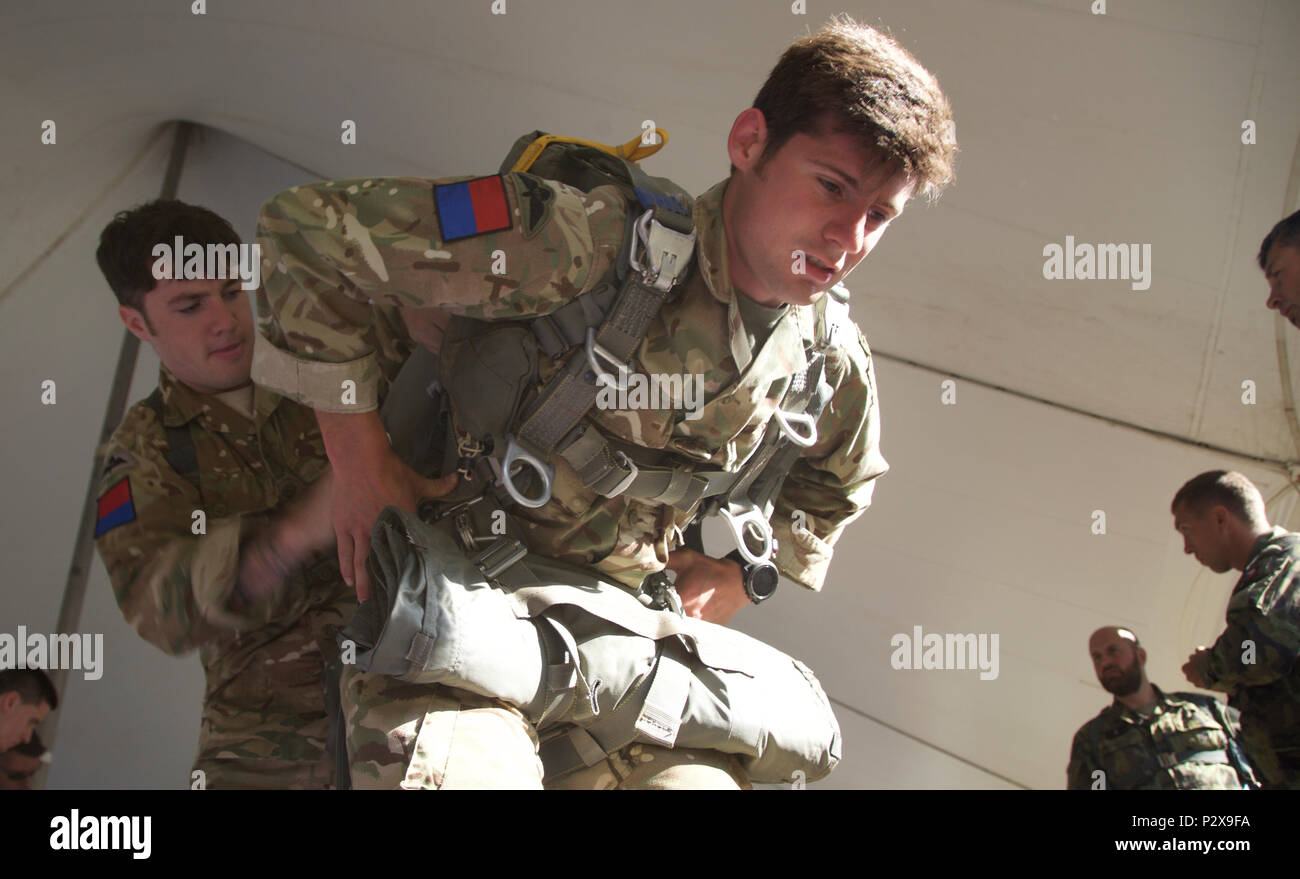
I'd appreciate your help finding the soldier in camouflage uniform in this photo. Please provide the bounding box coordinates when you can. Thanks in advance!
[1174,470,1300,789]
[1067,627,1253,790]
[92,200,439,789]
[251,17,956,789]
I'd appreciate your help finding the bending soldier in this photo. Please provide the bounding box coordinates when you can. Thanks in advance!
[252,17,956,789]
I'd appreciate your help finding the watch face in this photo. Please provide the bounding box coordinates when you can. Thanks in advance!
[749,564,780,601]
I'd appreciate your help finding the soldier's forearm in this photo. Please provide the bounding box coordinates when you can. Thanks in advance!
[316,410,390,475]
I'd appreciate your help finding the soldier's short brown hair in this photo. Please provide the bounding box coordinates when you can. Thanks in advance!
[0,669,58,711]
[748,15,957,201]
[1259,209,1300,271]
[1171,470,1268,528]
[96,199,241,313]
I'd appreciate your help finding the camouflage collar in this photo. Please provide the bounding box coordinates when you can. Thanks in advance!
[1110,684,1171,721]
[155,365,280,433]
[692,179,733,308]
[1238,526,1291,585]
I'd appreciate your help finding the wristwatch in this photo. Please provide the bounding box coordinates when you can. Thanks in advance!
[724,549,780,604]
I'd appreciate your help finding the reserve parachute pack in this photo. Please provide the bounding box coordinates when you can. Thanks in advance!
[342,505,842,783]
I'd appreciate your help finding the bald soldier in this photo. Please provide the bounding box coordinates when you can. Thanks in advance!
[91,200,436,788]
[1175,470,1300,789]
[1067,627,1253,790]
[252,17,954,788]
[1261,209,1300,328]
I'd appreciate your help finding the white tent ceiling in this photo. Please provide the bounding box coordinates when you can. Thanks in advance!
[3,0,1299,789]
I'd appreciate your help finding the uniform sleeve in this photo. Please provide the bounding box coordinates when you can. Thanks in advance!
[1067,727,1100,790]
[92,409,279,656]
[1202,586,1300,691]
[771,325,888,591]
[252,174,628,413]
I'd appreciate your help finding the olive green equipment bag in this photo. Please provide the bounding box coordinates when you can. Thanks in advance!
[340,505,843,784]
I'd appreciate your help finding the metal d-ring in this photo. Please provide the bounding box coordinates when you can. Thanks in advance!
[501,434,554,508]
[773,408,818,447]
[719,504,774,565]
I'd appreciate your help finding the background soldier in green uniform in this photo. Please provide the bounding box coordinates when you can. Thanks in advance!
[251,17,956,789]
[91,200,424,788]
[1174,470,1300,789]
[1067,627,1253,790]
[1261,209,1300,328]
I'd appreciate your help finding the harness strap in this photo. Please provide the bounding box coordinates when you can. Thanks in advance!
[144,388,202,494]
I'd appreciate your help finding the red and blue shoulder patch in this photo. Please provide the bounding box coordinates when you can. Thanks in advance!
[95,477,136,537]
[433,175,512,242]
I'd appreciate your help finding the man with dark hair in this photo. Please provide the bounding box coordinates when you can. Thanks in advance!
[1173,470,1300,788]
[0,733,49,790]
[1261,209,1300,327]
[0,669,57,753]
[252,15,953,789]
[1067,627,1254,789]
[92,199,440,788]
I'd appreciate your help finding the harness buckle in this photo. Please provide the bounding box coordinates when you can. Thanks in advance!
[585,328,630,391]
[604,450,639,497]
[629,208,696,293]
[472,536,529,581]
[501,434,555,509]
[719,502,774,565]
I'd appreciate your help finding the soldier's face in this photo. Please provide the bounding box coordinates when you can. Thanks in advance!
[1172,502,1233,573]
[1264,243,1300,329]
[0,694,49,753]
[1089,634,1144,697]
[724,109,915,307]
[119,278,254,394]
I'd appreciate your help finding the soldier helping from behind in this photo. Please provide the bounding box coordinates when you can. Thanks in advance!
[1174,470,1300,789]
[1261,209,1300,328]
[1067,627,1254,789]
[91,200,426,788]
[252,16,956,789]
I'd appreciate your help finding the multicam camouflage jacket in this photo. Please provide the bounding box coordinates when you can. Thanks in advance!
[93,365,360,776]
[251,173,888,592]
[1066,686,1251,790]
[1200,527,1300,787]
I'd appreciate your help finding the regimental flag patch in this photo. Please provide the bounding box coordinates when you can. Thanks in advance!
[95,477,136,537]
[434,175,512,242]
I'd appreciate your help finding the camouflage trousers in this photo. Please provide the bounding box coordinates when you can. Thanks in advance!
[340,667,749,790]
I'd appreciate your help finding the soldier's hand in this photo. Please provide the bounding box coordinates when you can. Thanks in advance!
[664,547,749,626]
[1183,647,1212,688]
[333,453,458,601]
[315,409,458,600]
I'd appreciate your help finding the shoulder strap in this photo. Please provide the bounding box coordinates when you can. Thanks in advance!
[144,388,202,494]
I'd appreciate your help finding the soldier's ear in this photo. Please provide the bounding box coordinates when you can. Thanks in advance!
[118,303,153,341]
[727,108,770,174]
